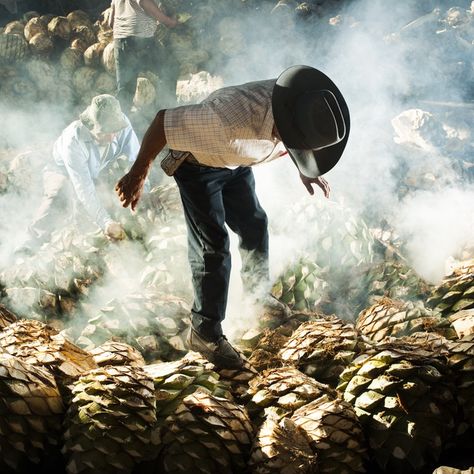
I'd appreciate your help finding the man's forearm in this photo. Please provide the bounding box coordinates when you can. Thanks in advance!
[129,109,167,178]
[139,0,175,27]
[66,167,111,229]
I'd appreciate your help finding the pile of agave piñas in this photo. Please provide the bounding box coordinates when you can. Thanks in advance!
[1,1,474,472]
[0,0,333,138]
[0,177,473,472]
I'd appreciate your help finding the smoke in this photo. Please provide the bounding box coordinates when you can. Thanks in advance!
[207,0,474,334]
[394,187,474,282]
[0,94,80,271]
[313,0,473,281]
[230,3,470,255]
[1,0,473,343]
[0,102,68,149]
[0,190,35,263]
[0,148,49,265]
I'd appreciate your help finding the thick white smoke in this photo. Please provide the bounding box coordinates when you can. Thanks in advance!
[394,187,474,282]
[221,0,474,334]
[1,0,473,341]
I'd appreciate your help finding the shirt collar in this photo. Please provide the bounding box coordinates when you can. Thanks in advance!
[77,120,95,143]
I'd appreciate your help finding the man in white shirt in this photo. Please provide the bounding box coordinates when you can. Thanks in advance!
[108,0,177,113]
[26,94,140,249]
[115,65,350,369]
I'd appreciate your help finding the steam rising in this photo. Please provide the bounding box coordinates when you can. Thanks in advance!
[394,188,474,282]
[248,0,473,268]
[1,0,473,341]
[226,0,474,333]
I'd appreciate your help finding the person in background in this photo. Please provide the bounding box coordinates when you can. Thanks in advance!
[115,65,350,369]
[107,0,178,114]
[22,94,139,252]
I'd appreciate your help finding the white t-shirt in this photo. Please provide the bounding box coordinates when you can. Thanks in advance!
[112,0,157,39]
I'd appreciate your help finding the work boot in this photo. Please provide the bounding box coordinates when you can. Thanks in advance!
[186,327,244,369]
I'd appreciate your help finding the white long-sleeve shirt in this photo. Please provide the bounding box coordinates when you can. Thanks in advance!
[52,115,139,230]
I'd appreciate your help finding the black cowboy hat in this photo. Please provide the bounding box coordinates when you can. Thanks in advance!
[272,65,350,178]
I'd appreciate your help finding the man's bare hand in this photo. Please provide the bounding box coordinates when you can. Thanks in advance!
[299,173,330,198]
[115,172,146,211]
[166,15,179,27]
[105,221,126,241]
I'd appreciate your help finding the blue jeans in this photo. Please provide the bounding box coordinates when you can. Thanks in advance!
[174,162,269,341]
[114,36,155,113]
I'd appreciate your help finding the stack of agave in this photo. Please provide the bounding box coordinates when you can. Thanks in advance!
[0,10,115,110]
[337,338,457,473]
[269,196,436,321]
[1,173,472,471]
[0,0,375,129]
[0,229,105,327]
[427,259,474,317]
[0,0,303,119]
[1,179,193,363]
[1,137,473,474]
[74,290,191,361]
[0,2,474,473]
[0,353,65,472]
[0,241,473,472]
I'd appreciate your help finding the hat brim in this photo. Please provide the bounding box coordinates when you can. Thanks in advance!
[272,65,350,177]
[93,117,127,133]
[80,107,128,135]
[93,113,128,134]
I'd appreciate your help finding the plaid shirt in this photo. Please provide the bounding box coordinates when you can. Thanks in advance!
[164,79,287,168]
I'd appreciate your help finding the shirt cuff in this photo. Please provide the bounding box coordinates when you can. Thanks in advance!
[99,215,114,231]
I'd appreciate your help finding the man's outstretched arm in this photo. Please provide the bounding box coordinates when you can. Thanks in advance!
[115,109,167,210]
[138,0,178,27]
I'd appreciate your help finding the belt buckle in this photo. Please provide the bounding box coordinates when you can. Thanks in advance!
[160,149,190,176]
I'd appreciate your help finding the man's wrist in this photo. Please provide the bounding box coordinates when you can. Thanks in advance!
[128,164,149,179]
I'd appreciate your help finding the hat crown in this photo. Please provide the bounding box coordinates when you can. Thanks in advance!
[295,89,346,150]
[272,65,350,178]
[80,94,126,134]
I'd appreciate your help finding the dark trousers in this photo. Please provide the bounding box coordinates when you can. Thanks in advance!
[174,162,269,341]
[114,36,155,113]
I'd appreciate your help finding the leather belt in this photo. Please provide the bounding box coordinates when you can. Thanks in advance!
[184,154,218,169]
[161,150,212,176]
[184,154,201,165]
